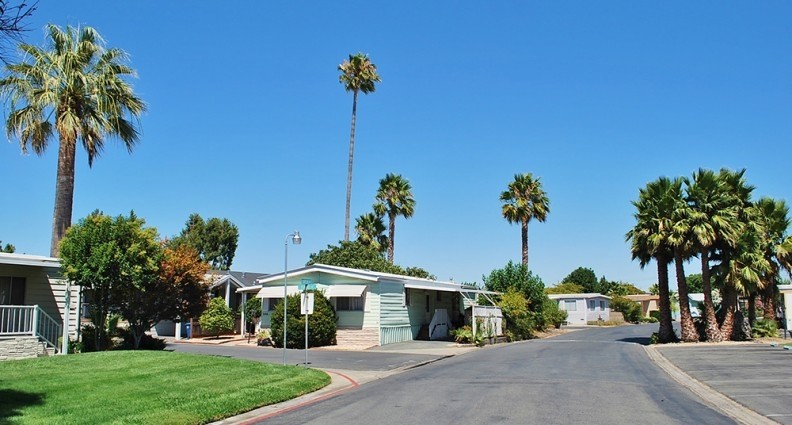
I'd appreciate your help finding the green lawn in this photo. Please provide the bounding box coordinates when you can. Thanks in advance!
[0,351,330,425]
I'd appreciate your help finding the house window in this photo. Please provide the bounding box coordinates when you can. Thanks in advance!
[564,300,577,311]
[267,298,278,312]
[588,300,595,311]
[425,294,430,313]
[405,288,411,306]
[336,297,363,311]
[600,300,606,310]
[436,291,442,302]
[0,277,26,305]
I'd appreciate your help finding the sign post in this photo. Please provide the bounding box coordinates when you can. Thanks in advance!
[299,279,315,366]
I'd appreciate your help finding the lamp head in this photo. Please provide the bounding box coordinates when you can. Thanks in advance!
[292,231,301,245]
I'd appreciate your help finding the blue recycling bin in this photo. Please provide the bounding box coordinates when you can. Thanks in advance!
[185,322,191,339]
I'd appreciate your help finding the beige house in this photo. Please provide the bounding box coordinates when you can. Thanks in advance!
[625,294,660,318]
[0,253,80,359]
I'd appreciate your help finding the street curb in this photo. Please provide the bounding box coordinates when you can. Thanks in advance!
[644,345,778,425]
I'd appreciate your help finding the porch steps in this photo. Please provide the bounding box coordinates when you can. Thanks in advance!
[334,327,379,350]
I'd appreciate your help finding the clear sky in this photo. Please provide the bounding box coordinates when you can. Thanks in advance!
[1,2,790,289]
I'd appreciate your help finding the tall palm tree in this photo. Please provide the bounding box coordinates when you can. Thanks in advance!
[500,173,550,268]
[665,178,699,342]
[685,169,740,342]
[754,197,792,321]
[355,212,388,253]
[374,173,415,263]
[339,52,380,242]
[626,177,679,343]
[0,24,144,256]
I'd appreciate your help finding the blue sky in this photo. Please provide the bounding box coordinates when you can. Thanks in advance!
[1,2,790,289]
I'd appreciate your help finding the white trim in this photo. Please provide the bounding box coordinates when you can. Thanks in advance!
[548,293,611,300]
[0,253,60,268]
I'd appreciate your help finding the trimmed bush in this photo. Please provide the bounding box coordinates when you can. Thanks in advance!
[117,327,167,350]
[752,319,778,338]
[542,298,567,329]
[270,291,337,348]
[610,296,642,323]
[199,297,235,337]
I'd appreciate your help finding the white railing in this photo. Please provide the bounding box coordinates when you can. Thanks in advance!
[0,305,62,350]
[429,308,450,340]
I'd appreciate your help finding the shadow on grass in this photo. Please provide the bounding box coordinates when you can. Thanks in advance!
[618,336,651,346]
[0,389,45,421]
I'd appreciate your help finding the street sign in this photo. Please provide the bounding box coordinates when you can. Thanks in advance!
[301,293,315,315]
[298,278,316,291]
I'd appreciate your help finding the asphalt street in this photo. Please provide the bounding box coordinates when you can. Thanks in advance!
[168,342,444,371]
[259,325,734,425]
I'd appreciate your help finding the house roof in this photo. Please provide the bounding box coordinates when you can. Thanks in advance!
[237,263,481,295]
[625,294,659,302]
[547,293,611,300]
[0,252,60,268]
[208,270,267,290]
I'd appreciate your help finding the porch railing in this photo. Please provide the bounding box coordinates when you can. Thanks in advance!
[0,305,62,350]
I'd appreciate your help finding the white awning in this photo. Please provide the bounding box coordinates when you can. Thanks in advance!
[325,285,366,298]
[256,286,300,298]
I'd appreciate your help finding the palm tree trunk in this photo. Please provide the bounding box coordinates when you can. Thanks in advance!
[657,255,677,343]
[748,292,756,326]
[387,213,395,263]
[700,249,723,342]
[344,90,358,242]
[50,136,76,257]
[521,221,528,267]
[762,281,777,321]
[720,284,737,340]
[674,250,698,342]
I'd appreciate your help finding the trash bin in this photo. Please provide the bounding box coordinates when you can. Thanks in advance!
[185,323,191,339]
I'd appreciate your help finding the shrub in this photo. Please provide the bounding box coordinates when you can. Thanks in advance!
[610,296,642,323]
[640,316,659,323]
[650,332,660,344]
[116,327,166,350]
[270,291,337,348]
[77,324,111,353]
[541,298,567,329]
[752,319,778,338]
[451,326,473,343]
[649,310,661,321]
[199,297,235,337]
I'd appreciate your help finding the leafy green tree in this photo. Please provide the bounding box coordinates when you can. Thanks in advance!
[199,297,234,338]
[500,173,550,268]
[562,267,597,292]
[403,266,436,280]
[610,296,643,323]
[374,173,416,264]
[170,213,239,270]
[60,211,160,351]
[685,274,703,293]
[608,282,645,296]
[355,212,387,253]
[270,291,337,348]
[339,52,381,242]
[119,244,210,349]
[483,261,548,329]
[1,25,145,256]
[545,282,585,294]
[0,240,14,253]
[626,177,679,343]
[307,240,402,274]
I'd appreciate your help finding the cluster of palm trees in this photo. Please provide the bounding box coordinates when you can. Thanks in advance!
[354,173,415,264]
[627,168,792,343]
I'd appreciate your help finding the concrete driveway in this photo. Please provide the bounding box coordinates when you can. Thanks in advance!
[655,342,792,424]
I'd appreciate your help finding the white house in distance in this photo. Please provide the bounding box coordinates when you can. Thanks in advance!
[0,253,80,359]
[548,293,611,325]
[237,263,502,347]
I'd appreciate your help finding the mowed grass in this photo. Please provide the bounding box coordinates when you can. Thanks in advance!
[0,350,330,425]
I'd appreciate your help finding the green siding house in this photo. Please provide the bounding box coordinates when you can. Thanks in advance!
[237,264,490,347]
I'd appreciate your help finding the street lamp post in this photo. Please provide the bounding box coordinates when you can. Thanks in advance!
[283,230,301,365]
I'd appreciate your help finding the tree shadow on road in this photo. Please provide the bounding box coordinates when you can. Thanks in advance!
[618,337,651,345]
